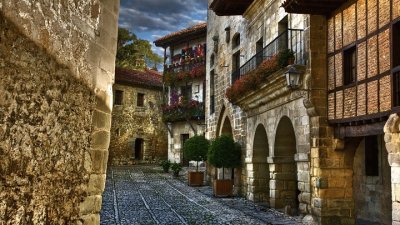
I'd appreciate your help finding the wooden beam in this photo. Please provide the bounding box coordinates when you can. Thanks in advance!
[334,121,385,138]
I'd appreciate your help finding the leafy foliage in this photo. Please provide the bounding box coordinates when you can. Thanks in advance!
[171,162,182,177]
[208,135,241,169]
[162,99,204,122]
[160,160,171,173]
[225,50,295,103]
[116,27,162,70]
[164,63,206,86]
[183,135,209,171]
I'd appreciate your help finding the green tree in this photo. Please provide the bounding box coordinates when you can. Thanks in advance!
[183,135,209,171]
[116,27,162,70]
[208,135,241,179]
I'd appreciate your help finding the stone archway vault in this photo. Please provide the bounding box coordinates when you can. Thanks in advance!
[247,124,269,205]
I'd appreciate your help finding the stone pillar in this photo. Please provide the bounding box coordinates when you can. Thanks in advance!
[310,145,355,225]
[384,114,400,225]
[245,157,269,203]
[268,157,298,209]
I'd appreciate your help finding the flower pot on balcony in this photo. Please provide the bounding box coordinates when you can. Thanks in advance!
[213,179,233,197]
[188,171,204,186]
[288,57,295,65]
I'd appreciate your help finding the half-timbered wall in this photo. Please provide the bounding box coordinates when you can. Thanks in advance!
[327,0,399,123]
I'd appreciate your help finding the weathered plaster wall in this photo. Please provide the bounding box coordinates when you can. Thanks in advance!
[110,83,168,165]
[0,0,119,224]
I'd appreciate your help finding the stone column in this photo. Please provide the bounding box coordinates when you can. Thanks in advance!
[268,157,297,209]
[384,114,400,225]
[245,157,269,203]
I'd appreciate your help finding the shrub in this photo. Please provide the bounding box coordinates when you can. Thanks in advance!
[160,160,171,173]
[171,162,182,177]
[183,135,209,171]
[208,135,241,179]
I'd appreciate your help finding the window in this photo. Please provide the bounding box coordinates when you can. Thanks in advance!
[393,21,400,68]
[256,38,263,66]
[365,135,379,176]
[181,85,192,100]
[225,26,231,43]
[232,33,240,49]
[210,54,215,67]
[232,51,240,83]
[137,93,144,107]
[394,72,400,107]
[393,21,400,106]
[210,70,215,114]
[343,46,356,85]
[114,90,123,105]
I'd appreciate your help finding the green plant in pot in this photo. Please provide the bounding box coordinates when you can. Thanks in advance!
[208,135,241,197]
[160,160,171,173]
[171,162,182,177]
[278,49,295,67]
[183,135,209,186]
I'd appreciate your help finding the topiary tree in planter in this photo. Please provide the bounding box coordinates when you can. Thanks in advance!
[183,135,209,186]
[208,135,241,197]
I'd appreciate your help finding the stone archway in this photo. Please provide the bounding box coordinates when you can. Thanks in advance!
[247,124,269,205]
[270,116,299,211]
[220,116,233,136]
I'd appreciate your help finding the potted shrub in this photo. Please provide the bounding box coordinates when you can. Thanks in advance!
[161,160,171,173]
[171,162,182,177]
[278,49,295,67]
[183,135,209,186]
[208,135,241,197]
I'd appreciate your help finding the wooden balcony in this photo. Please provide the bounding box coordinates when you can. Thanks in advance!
[209,0,254,16]
[282,0,347,15]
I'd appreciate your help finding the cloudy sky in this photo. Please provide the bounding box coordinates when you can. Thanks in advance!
[119,0,208,57]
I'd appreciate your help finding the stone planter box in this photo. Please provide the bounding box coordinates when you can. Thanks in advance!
[213,179,233,197]
[188,171,204,186]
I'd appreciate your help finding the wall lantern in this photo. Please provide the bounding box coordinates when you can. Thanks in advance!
[284,65,302,89]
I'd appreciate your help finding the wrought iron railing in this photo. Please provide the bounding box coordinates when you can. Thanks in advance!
[232,29,305,83]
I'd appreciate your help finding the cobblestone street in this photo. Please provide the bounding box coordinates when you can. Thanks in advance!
[100,165,303,225]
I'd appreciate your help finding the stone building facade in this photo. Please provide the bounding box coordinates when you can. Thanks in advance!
[155,24,207,163]
[208,0,400,224]
[0,0,119,224]
[109,68,168,165]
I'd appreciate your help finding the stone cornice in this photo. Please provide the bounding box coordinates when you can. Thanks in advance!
[234,65,307,116]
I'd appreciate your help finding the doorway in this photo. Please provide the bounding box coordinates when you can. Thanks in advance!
[135,138,143,160]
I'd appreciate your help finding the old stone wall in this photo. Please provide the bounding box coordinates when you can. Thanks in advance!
[109,83,168,165]
[0,0,119,224]
[206,0,248,193]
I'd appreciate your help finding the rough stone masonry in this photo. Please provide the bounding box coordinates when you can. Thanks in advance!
[0,0,119,224]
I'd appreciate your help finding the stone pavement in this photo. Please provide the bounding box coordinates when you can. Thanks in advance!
[100,165,303,225]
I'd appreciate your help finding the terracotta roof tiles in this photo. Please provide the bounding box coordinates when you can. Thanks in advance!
[154,23,207,47]
[115,67,163,89]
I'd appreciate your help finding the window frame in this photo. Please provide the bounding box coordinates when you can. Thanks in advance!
[343,45,357,86]
[114,90,123,105]
[137,93,145,107]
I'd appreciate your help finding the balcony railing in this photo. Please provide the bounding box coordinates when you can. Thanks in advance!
[165,60,205,74]
[232,29,305,83]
